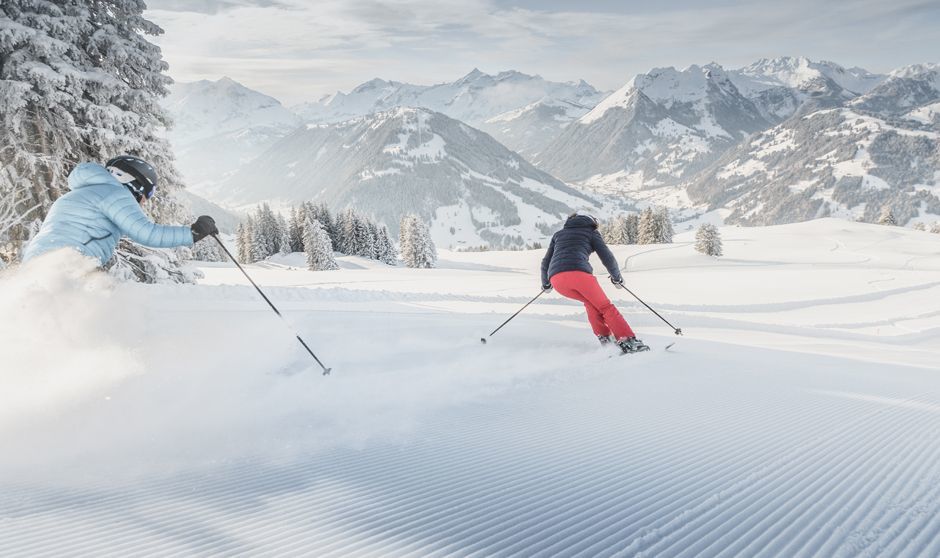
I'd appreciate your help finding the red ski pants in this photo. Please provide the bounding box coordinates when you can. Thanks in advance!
[550,271,635,339]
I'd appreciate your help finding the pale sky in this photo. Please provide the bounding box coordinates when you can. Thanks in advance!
[145,0,940,105]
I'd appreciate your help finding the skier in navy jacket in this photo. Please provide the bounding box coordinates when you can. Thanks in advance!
[541,213,649,353]
[23,156,218,267]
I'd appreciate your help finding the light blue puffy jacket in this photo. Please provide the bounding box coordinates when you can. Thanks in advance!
[22,163,193,266]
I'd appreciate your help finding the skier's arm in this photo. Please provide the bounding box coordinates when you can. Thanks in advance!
[540,236,556,287]
[591,231,623,282]
[102,191,194,248]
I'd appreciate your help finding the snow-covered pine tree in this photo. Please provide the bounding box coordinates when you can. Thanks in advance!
[878,206,897,226]
[602,215,628,244]
[332,207,350,254]
[695,223,723,257]
[249,216,268,263]
[192,234,226,262]
[376,225,398,265]
[258,204,279,257]
[400,214,436,268]
[288,206,305,252]
[399,214,415,264]
[311,203,336,247]
[0,183,35,265]
[931,222,940,234]
[625,213,639,244]
[303,216,338,271]
[417,217,437,268]
[236,222,249,263]
[637,208,657,244]
[0,0,194,281]
[914,222,927,232]
[353,214,375,258]
[657,207,674,243]
[367,221,380,260]
[277,214,291,255]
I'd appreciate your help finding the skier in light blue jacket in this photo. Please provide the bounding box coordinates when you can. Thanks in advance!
[23,156,218,266]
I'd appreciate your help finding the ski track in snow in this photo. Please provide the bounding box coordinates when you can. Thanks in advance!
[1,219,940,556]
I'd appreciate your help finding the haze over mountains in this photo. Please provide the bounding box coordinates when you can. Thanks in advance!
[162,57,940,247]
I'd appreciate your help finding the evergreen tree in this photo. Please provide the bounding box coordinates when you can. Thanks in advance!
[400,214,436,268]
[288,206,305,252]
[913,222,927,232]
[601,215,628,245]
[352,213,375,258]
[931,222,940,234]
[695,223,723,257]
[277,214,291,255]
[657,207,674,244]
[878,206,897,226]
[624,213,639,244]
[258,203,279,256]
[249,216,268,263]
[236,222,250,263]
[376,225,398,265]
[333,207,351,254]
[303,217,338,271]
[0,0,193,281]
[637,208,657,244]
[192,234,227,262]
[310,203,336,247]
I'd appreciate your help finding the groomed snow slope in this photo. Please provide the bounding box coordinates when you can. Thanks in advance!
[2,219,939,557]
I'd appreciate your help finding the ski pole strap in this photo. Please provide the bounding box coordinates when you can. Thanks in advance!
[487,290,545,338]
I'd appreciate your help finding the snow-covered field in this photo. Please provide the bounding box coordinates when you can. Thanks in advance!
[2,218,939,557]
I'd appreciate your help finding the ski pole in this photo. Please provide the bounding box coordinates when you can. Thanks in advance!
[481,289,546,344]
[213,235,332,375]
[614,280,682,336]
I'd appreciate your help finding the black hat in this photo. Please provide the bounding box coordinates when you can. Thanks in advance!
[106,155,158,201]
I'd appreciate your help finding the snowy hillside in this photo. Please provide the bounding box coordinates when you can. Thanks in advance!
[293,69,605,130]
[851,63,940,118]
[162,77,302,195]
[222,107,600,248]
[537,64,770,185]
[3,219,940,556]
[688,109,940,227]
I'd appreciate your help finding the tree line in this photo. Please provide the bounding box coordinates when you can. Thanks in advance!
[600,207,675,245]
[227,203,437,270]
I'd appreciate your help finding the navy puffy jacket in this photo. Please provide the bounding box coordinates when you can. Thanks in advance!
[541,215,622,286]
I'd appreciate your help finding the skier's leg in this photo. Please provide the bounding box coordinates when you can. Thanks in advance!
[573,274,636,340]
[550,272,612,337]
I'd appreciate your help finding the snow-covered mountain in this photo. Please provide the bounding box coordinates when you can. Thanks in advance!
[221,107,599,248]
[536,64,770,185]
[727,57,885,122]
[850,63,940,120]
[293,69,605,132]
[162,77,302,194]
[686,107,940,226]
[479,97,595,159]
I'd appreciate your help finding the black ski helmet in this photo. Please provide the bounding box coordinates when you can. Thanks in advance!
[106,155,158,201]
[568,212,599,229]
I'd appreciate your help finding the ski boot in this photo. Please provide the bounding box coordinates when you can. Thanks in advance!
[616,336,651,354]
[597,334,613,346]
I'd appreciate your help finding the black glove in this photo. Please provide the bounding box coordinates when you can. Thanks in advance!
[542,283,553,292]
[191,215,218,243]
[610,276,625,289]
